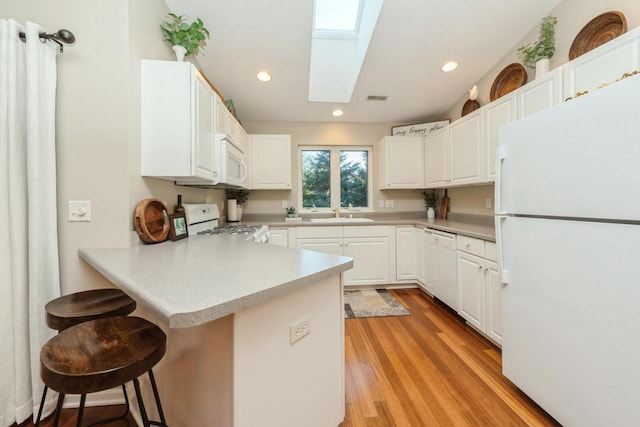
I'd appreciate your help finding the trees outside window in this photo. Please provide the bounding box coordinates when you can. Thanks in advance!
[300,146,371,211]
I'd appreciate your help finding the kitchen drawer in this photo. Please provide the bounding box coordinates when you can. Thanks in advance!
[457,235,485,257]
[343,225,389,238]
[484,242,498,262]
[424,230,455,249]
[296,226,342,238]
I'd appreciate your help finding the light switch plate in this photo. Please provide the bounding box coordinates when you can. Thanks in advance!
[378,200,384,208]
[385,199,394,208]
[68,200,91,222]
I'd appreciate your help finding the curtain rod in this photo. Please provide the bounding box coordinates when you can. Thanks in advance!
[18,29,75,53]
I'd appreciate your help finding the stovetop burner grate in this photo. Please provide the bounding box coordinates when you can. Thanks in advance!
[197,225,262,236]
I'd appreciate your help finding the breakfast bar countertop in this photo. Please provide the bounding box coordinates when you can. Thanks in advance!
[78,235,353,329]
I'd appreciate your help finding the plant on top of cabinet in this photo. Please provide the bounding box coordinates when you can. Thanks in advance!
[517,15,558,77]
[160,13,210,61]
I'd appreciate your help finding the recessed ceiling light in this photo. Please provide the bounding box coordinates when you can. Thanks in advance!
[256,71,272,82]
[441,61,458,72]
[332,109,344,117]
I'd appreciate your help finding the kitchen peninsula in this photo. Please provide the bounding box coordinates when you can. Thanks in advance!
[79,235,353,427]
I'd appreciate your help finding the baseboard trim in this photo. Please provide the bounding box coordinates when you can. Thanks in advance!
[61,388,125,408]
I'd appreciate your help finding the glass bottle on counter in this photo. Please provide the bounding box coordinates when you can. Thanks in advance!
[174,194,185,214]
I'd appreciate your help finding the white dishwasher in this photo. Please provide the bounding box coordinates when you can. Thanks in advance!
[423,229,458,311]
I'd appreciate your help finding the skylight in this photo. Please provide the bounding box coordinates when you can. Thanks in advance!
[308,0,384,103]
[314,0,361,32]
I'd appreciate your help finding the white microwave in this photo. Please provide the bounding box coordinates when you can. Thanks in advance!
[216,134,247,187]
[175,133,247,188]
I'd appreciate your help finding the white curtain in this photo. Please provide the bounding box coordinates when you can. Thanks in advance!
[0,20,61,426]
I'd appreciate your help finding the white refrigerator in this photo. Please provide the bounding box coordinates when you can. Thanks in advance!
[495,74,640,426]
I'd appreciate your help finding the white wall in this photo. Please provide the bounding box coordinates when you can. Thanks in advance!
[5,0,225,295]
[242,120,425,214]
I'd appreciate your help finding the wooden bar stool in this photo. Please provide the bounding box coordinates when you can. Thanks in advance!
[35,316,168,427]
[45,288,137,331]
[36,289,137,425]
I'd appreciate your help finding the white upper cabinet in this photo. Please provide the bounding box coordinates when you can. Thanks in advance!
[449,110,484,186]
[141,60,216,182]
[378,136,424,189]
[563,26,640,101]
[213,94,227,135]
[484,93,515,182]
[249,134,292,189]
[516,67,563,119]
[424,128,449,188]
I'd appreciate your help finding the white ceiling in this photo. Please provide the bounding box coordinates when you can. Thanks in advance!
[164,0,562,124]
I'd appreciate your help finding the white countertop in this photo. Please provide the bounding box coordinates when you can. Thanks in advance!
[241,213,496,242]
[79,235,353,329]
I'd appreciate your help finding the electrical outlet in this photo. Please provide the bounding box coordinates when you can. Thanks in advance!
[485,198,492,209]
[289,315,311,344]
[281,200,288,209]
[378,200,384,208]
[386,199,394,208]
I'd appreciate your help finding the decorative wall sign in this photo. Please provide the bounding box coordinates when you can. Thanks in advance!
[391,120,449,137]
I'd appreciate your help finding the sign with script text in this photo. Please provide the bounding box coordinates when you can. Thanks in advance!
[391,120,449,137]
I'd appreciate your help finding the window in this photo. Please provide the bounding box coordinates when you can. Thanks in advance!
[299,146,372,211]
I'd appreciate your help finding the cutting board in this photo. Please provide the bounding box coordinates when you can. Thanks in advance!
[134,198,170,243]
[439,189,449,219]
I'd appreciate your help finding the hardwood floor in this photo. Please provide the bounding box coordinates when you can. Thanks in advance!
[340,289,559,427]
[20,288,558,427]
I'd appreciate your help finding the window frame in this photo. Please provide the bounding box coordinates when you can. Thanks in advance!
[297,145,374,213]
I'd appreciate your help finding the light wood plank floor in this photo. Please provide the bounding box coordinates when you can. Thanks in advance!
[20,288,559,427]
[340,288,559,427]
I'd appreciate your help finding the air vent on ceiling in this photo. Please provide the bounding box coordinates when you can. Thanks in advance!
[366,95,388,101]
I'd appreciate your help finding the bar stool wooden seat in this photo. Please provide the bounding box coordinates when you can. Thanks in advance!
[36,289,137,425]
[45,288,136,332]
[35,316,168,427]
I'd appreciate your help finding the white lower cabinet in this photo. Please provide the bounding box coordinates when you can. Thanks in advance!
[268,228,289,247]
[395,226,416,281]
[415,227,425,284]
[296,226,390,287]
[456,235,501,345]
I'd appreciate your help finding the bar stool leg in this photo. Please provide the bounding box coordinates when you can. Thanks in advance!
[52,393,65,427]
[34,386,48,426]
[87,385,130,427]
[147,369,168,426]
[133,377,151,427]
[76,394,87,427]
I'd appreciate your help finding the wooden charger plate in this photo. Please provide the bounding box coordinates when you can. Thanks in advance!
[490,63,527,102]
[569,11,627,60]
[461,99,480,117]
[134,198,170,243]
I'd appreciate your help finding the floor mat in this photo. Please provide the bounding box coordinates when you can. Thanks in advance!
[344,289,410,319]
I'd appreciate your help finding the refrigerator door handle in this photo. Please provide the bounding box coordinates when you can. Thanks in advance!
[495,145,507,215]
[495,215,509,284]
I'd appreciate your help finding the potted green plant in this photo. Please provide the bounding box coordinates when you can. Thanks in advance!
[517,16,558,79]
[225,188,249,222]
[285,207,298,218]
[421,191,438,219]
[160,13,210,61]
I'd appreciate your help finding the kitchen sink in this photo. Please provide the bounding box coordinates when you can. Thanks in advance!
[310,217,374,223]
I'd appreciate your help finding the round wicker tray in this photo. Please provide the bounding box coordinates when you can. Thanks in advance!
[569,11,627,60]
[490,63,527,102]
[461,99,480,117]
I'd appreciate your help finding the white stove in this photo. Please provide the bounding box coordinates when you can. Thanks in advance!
[183,203,269,243]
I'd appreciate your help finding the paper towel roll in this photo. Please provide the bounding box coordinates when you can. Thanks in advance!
[227,199,238,221]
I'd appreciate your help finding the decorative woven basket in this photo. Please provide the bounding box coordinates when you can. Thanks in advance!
[490,63,527,102]
[569,11,627,60]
